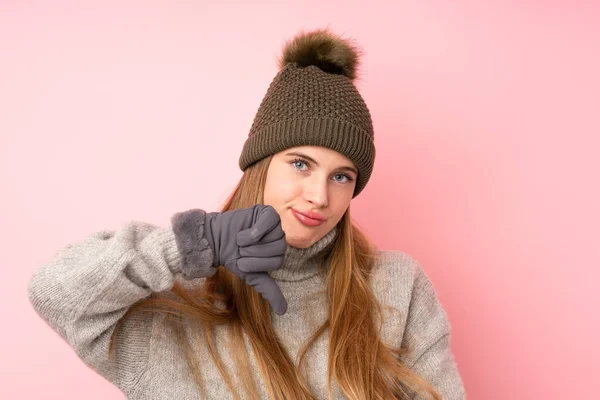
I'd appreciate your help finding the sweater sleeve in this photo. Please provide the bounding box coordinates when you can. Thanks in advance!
[401,264,466,400]
[27,209,215,392]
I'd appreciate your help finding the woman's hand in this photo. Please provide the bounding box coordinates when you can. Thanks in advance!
[204,205,288,315]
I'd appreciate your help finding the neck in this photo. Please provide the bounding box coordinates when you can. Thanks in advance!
[269,226,339,282]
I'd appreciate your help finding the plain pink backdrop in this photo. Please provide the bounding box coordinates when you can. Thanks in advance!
[2,1,599,399]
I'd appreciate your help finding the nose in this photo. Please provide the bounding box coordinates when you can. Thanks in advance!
[304,175,329,208]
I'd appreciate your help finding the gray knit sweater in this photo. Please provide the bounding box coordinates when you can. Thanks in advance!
[28,214,465,399]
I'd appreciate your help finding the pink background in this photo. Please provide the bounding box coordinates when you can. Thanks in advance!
[2,1,599,399]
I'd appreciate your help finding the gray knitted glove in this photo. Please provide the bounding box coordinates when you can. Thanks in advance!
[172,205,288,315]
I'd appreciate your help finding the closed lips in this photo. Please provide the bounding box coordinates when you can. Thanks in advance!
[292,209,325,221]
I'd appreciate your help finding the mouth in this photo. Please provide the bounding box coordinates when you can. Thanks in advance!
[290,208,326,227]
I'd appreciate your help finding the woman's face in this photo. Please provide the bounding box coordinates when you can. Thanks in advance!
[263,145,357,248]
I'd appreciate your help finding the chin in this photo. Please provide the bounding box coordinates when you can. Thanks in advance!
[285,236,313,249]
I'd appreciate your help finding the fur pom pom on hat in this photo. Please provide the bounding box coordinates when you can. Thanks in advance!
[277,28,361,81]
[239,28,375,198]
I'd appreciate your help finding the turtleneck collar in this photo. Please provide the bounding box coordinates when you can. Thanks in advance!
[269,225,339,282]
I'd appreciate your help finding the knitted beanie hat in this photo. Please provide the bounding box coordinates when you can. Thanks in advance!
[238,28,375,198]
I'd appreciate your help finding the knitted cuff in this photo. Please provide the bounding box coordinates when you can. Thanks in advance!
[171,209,216,279]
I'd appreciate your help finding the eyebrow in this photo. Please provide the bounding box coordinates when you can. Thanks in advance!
[285,151,358,175]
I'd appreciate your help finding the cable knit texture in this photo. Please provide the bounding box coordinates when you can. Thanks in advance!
[28,214,466,399]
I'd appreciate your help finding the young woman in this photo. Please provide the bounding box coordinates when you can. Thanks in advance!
[28,28,465,399]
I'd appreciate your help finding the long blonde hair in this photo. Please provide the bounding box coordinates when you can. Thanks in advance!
[110,155,441,399]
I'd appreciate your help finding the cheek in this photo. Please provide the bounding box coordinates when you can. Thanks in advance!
[329,196,352,222]
[331,208,346,225]
[264,170,299,206]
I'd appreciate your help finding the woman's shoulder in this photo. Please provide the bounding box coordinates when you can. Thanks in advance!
[371,249,423,286]
[366,250,421,306]
[369,250,443,310]
[371,249,452,335]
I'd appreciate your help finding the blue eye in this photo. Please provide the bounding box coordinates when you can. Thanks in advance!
[333,173,353,183]
[291,158,308,171]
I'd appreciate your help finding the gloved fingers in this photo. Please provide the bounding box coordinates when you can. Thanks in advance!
[238,238,287,258]
[237,206,281,247]
[238,223,284,247]
[244,272,288,315]
[237,255,285,273]
[258,223,285,243]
